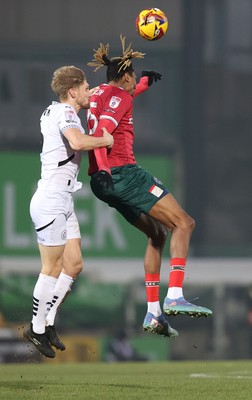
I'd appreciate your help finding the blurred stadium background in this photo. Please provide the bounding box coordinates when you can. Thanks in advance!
[0,0,252,363]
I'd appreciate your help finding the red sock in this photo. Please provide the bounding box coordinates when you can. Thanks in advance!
[169,258,186,288]
[145,273,160,302]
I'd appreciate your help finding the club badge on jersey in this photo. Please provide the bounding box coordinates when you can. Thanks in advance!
[109,96,122,109]
[64,110,77,123]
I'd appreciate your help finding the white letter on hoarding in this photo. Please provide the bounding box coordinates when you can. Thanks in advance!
[4,182,30,247]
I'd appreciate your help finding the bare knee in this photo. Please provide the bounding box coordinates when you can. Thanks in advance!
[151,223,168,247]
[160,224,169,243]
[63,259,83,279]
[74,259,83,276]
[189,216,196,232]
[181,215,195,235]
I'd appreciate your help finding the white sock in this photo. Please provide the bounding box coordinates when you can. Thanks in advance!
[32,273,57,334]
[46,272,74,326]
[167,287,183,300]
[147,301,162,317]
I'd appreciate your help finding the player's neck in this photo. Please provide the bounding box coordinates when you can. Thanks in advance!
[61,100,80,114]
[108,80,122,88]
[108,80,129,93]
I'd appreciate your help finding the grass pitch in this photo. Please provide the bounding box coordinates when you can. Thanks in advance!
[0,360,252,400]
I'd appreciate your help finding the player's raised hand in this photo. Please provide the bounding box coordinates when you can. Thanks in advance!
[141,70,162,86]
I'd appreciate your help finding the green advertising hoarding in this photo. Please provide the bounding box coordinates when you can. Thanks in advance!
[0,152,173,257]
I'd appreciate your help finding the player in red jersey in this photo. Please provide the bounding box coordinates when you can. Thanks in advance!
[87,36,212,338]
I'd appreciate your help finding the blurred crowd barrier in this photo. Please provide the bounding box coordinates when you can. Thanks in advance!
[0,257,252,362]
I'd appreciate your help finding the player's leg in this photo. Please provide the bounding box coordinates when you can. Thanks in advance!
[62,238,83,279]
[148,192,194,258]
[45,212,83,350]
[24,242,65,358]
[35,242,65,327]
[133,213,178,339]
[25,189,70,357]
[91,165,178,337]
[45,238,83,350]
[149,193,212,317]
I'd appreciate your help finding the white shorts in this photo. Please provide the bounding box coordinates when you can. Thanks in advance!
[30,189,81,246]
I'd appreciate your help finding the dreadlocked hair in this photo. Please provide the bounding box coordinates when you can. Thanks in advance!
[87,34,145,81]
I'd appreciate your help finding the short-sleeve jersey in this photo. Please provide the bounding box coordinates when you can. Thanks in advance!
[38,101,84,192]
[87,84,136,174]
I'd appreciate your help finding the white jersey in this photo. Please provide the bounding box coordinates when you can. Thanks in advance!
[37,101,84,192]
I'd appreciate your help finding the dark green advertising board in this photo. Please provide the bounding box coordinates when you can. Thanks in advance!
[0,152,173,257]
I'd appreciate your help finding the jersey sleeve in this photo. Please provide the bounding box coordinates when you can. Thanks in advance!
[58,105,82,133]
[133,76,150,98]
[92,119,115,173]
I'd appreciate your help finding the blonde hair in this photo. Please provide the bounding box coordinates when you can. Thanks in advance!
[51,66,86,100]
[88,34,145,74]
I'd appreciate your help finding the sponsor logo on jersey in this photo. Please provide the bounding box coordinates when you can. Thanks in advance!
[149,185,164,198]
[109,96,121,109]
[64,110,77,123]
[90,101,97,108]
[104,108,116,114]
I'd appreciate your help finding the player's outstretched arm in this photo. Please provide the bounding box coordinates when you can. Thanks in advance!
[141,70,162,86]
[64,127,113,151]
[134,70,162,97]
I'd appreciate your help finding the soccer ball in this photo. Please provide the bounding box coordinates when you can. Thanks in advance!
[136,8,168,41]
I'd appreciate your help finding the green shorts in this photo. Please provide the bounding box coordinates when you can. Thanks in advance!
[90,164,169,224]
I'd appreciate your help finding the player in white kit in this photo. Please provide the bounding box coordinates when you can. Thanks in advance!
[23,66,113,358]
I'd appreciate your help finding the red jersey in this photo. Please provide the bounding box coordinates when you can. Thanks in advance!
[87,77,149,175]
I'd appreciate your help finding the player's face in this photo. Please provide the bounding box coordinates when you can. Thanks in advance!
[130,72,136,95]
[76,80,91,110]
[124,72,137,95]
